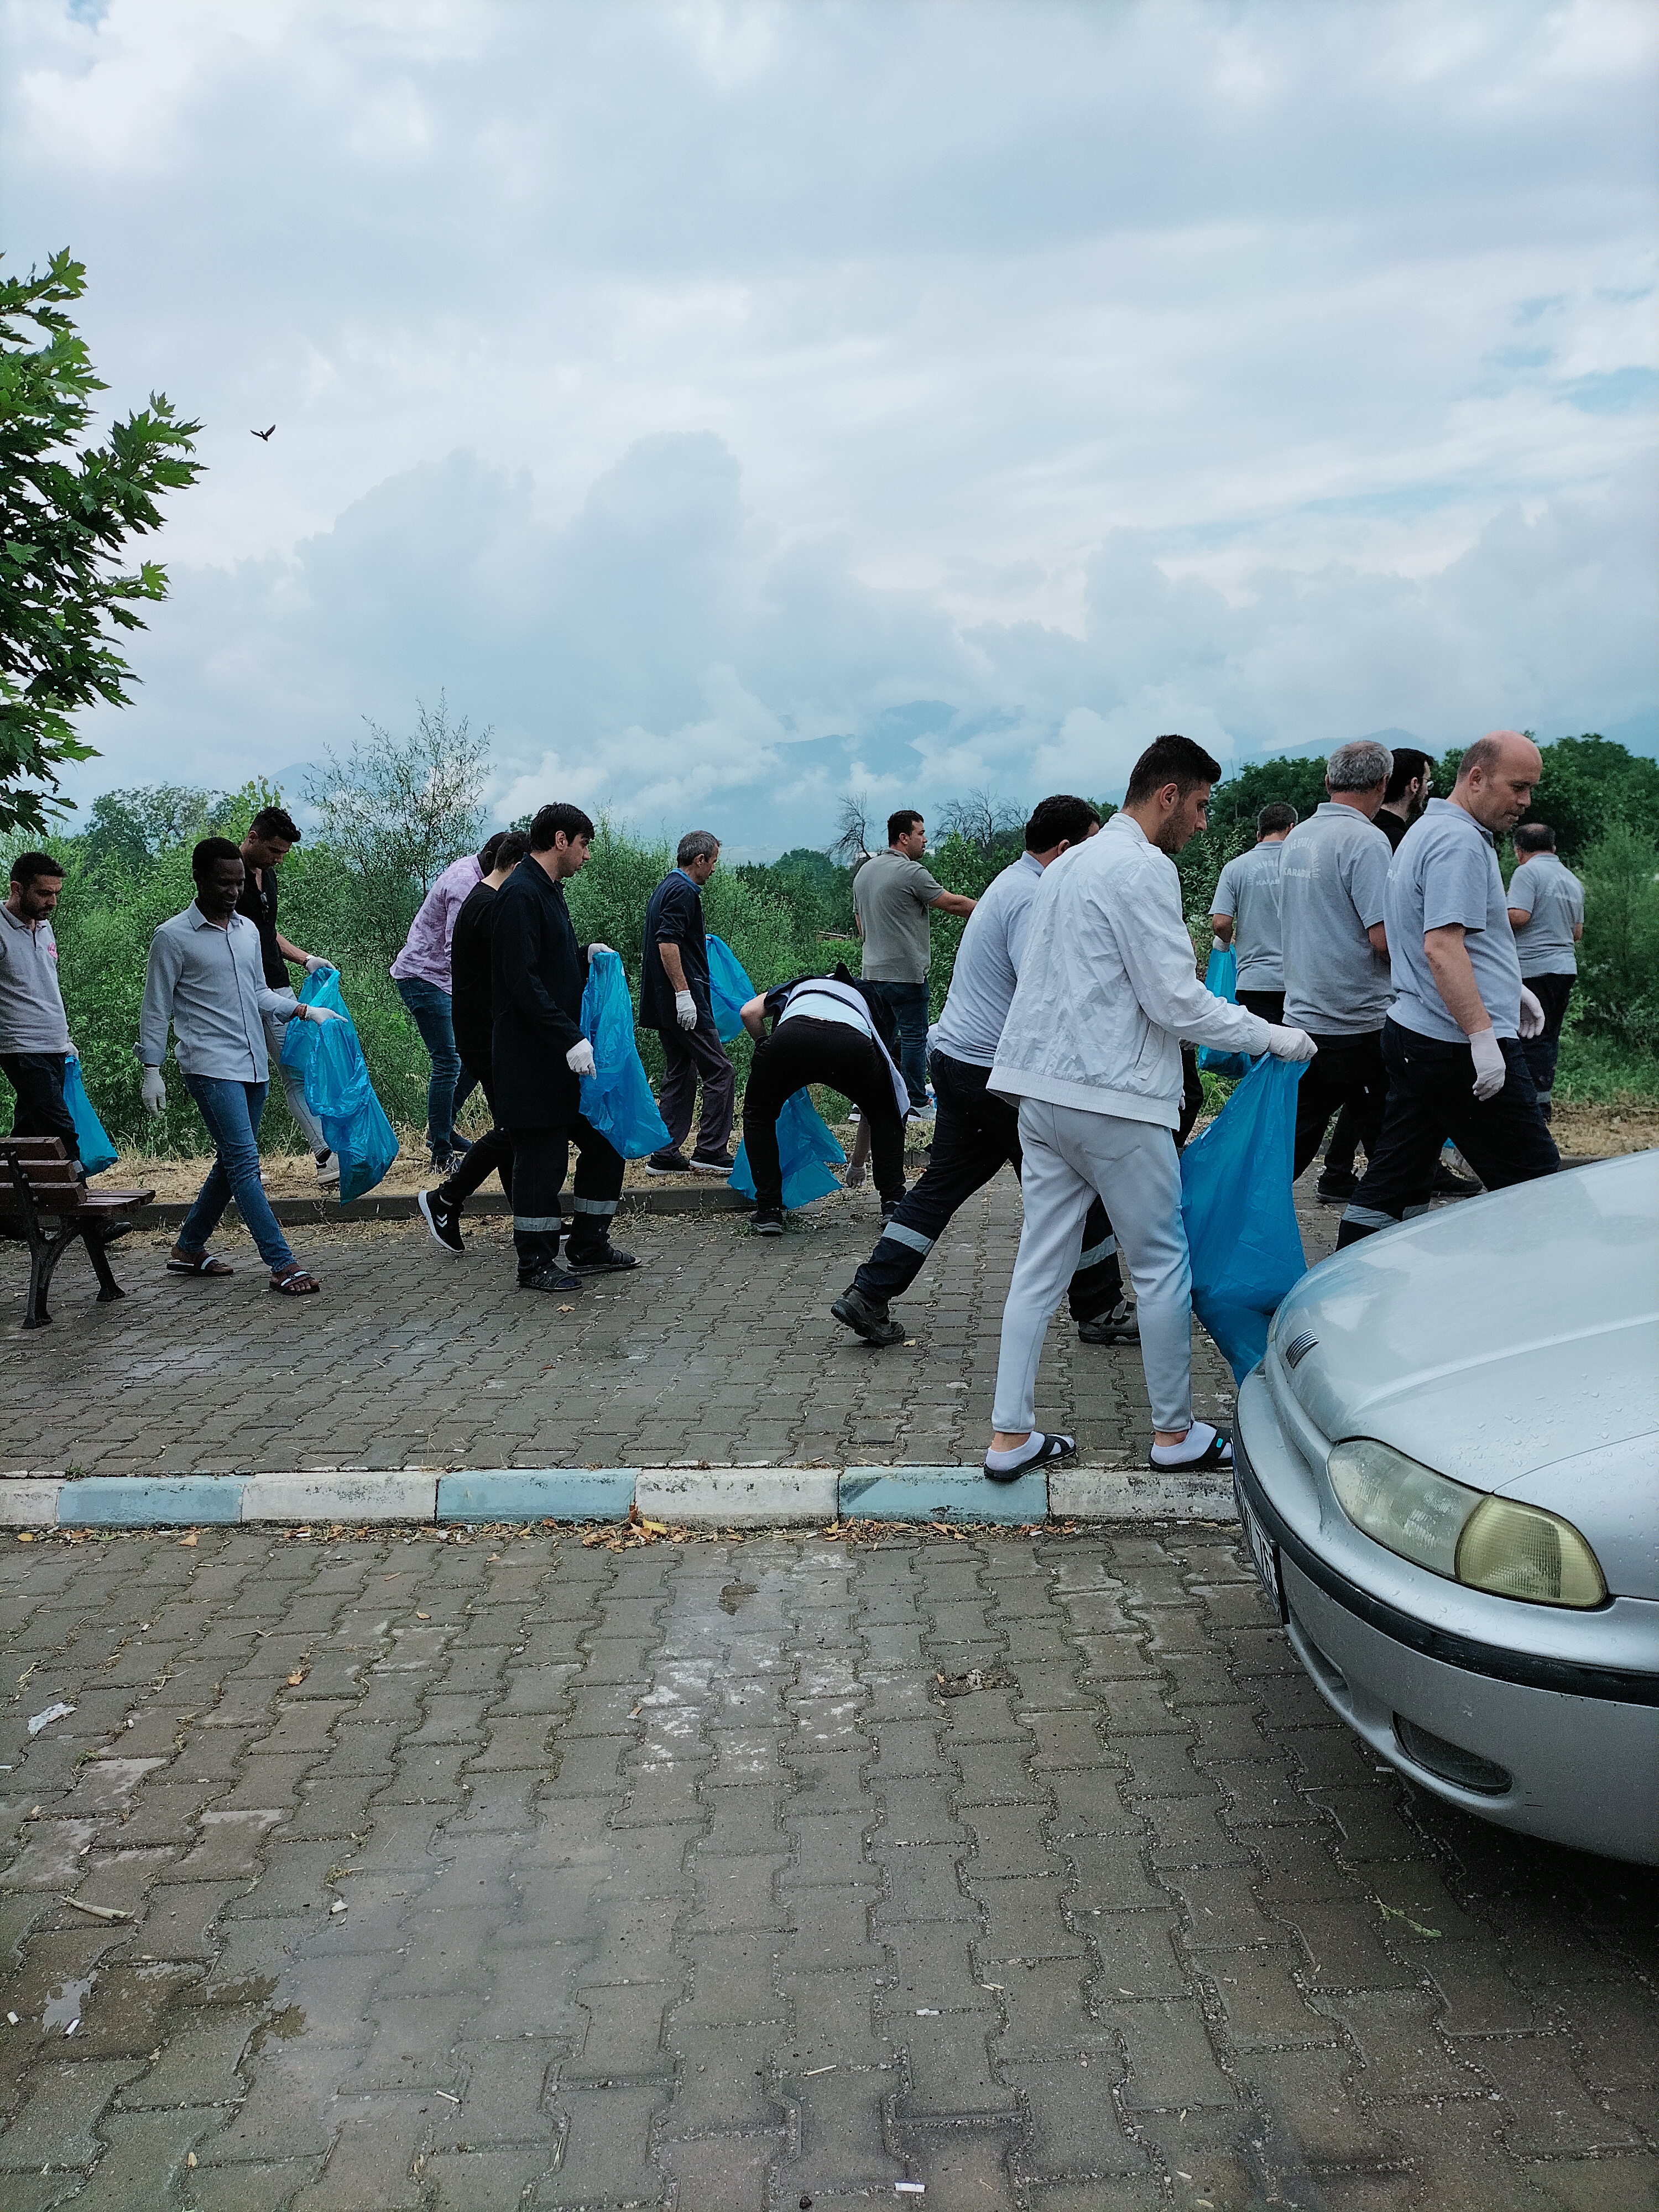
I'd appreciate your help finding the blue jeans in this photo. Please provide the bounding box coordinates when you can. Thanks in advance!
[395,976,477,1154]
[862,978,931,1109]
[179,1077,295,1273]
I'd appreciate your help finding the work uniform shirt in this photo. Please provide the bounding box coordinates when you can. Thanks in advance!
[137,906,297,1080]
[1386,799,1523,1043]
[640,869,711,1029]
[1507,853,1584,978]
[234,864,290,989]
[449,881,499,1081]
[1280,804,1392,1036]
[932,853,1041,1067]
[389,855,482,989]
[489,857,586,1128]
[852,849,947,983]
[1210,841,1287,993]
[0,906,71,1055]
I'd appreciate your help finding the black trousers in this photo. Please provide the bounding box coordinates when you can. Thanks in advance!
[744,1018,904,1209]
[441,1066,512,1206]
[1520,972,1574,1106]
[1337,1019,1558,1248]
[508,1115,625,1275]
[657,1017,736,1156]
[1,1052,79,1167]
[853,1050,1122,1317]
[1291,1029,1388,1182]
[1237,988,1285,1025]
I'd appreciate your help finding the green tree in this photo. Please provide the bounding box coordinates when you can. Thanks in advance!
[0,251,202,836]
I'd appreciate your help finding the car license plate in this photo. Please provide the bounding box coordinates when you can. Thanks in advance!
[1235,1473,1285,1622]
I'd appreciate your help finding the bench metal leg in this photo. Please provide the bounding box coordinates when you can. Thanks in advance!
[22,1227,72,1328]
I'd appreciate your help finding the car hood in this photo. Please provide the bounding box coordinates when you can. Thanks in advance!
[1275,1154,1658,1500]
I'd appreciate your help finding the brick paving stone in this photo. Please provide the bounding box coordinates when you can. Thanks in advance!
[0,1517,1651,2209]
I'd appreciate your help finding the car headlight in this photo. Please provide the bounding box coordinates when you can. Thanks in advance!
[1327,1439,1606,1609]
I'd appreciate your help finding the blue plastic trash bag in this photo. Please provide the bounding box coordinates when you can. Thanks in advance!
[705,935,756,1044]
[1180,1053,1307,1383]
[730,1089,847,1211]
[280,971,398,1202]
[61,1057,117,1176]
[1196,942,1249,1078]
[578,948,672,1158]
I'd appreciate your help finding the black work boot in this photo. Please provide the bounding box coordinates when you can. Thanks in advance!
[831,1286,907,1347]
[566,1240,638,1274]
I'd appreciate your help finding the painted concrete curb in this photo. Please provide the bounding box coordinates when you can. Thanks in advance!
[2,1460,1238,1531]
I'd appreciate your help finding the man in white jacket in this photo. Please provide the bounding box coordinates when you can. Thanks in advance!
[983,734,1317,1481]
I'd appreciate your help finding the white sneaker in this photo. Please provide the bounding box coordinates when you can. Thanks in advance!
[315,1151,340,1186]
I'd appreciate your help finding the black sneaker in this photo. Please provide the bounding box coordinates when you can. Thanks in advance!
[880,1196,904,1222]
[645,1149,688,1176]
[566,1241,638,1274]
[418,1187,465,1254]
[518,1266,583,1294]
[1315,1167,1358,1204]
[831,1288,907,1347]
[753,1204,785,1237]
[1431,1160,1482,1197]
[1077,1297,1139,1346]
[688,1148,734,1173]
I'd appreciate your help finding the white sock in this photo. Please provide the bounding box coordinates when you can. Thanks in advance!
[1150,1421,1225,1467]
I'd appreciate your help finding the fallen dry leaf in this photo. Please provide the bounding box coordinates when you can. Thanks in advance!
[415,1611,431,1621]
[178,1531,199,1548]
[286,1668,307,1687]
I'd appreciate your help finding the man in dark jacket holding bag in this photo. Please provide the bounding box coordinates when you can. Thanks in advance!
[491,804,636,1294]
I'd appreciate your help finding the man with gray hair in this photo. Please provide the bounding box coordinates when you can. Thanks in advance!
[642,831,736,1173]
[1279,739,1395,1184]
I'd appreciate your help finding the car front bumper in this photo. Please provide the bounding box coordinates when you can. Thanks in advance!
[1235,1368,1659,1866]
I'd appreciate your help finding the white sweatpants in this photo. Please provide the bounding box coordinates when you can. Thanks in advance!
[992,1098,1192,1437]
[263,994,327,1155]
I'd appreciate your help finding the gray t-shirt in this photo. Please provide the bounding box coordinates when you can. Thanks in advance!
[0,906,71,1055]
[1211,841,1286,991]
[1386,799,1524,1042]
[933,852,1041,1066]
[1280,804,1393,1034]
[852,849,946,983]
[1507,852,1584,978]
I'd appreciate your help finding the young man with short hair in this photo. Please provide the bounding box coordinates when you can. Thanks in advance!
[392,833,513,1171]
[1338,732,1556,1246]
[490,805,635,1292]
[642,831,736,1175]
[236,805,339,1183]
[1,852,83,1170]
[851,810,977,1115]
[1209,802,1297,1023]
[831,795,1134,1349]
[982,735,1316,1481]
[1375,746,1435,851]
[1506,822,1583,1121]
[138,839,345,1294]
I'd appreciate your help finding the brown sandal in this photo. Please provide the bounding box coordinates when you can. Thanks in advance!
[269,1265,321,1296]
[166,1248,234,1277]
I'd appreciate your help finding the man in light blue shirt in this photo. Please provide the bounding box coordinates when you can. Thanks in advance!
[831,796,1131,1348]
[1209,802,1295,1020]
[1506,822,1584,1118]
[138,838,343,1293]
[1339,734,1555,1246]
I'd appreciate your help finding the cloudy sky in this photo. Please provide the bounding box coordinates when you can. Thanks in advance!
[4,0,1655,855]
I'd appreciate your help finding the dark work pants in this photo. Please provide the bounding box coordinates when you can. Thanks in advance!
[745,1018,905,1210]
[862,979,931,1109]
[1177,1046,1203,1151]
[1291,1029,1388,1182]
[1,1051,79,1167]
[656,1018,736,1156]
[1337,1020,1558,1248]
[853,1050,1122,1318]
[1520,972,1574,1108]
[1237,988,1285,1025]
[508,1115,625,1276]
[440,1067,512,1206]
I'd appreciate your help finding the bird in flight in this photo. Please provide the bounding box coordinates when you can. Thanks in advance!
[251,424,275,441]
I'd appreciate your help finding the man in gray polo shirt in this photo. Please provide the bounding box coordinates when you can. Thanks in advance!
[1209,801,1296,1021]
[852,808,976,1114]
[1338,732,1554,1246]
[1277,740,1394,1183]
[1506,821,1584,1119]
[1,851,83,1169]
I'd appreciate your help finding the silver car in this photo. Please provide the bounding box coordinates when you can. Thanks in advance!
[1234,1150,1658,1865]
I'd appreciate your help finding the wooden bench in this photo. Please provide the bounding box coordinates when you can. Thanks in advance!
[0,1137,155,1329]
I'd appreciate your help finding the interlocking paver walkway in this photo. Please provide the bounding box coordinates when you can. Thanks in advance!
[1,1178,1340,1475]
[2,1524,1653,2209]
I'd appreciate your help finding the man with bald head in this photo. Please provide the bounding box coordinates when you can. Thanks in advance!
[1337,731,1556,1248]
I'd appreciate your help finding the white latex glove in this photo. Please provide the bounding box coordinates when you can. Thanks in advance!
[674,990,697,1031]
[587,942,613,958]
[1212,936,1226,954]
[1264,1026,1318,1062]
[566,1039,596,1077]
[303,954,336,975]
[1517,986,1545,1040]
[303,1003,346,1025]
[64,1040,78,1060]
[1469,1026,1507,1101]
[140,1066,167,1116]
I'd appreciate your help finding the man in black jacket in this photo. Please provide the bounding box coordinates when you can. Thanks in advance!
[491,804,635,1293]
